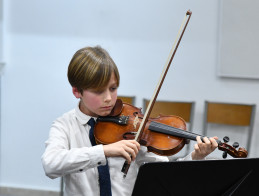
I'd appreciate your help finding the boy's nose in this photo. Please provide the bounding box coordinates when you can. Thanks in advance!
[104,91,112,102]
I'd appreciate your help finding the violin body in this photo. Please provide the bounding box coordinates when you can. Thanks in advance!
[94,101,188,156]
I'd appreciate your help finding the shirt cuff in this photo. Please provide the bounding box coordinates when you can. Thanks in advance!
[88,144,106,167]
[176,151,208,161]
[176,152,193,161]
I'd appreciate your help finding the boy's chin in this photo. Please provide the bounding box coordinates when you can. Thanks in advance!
[98,110,112,117]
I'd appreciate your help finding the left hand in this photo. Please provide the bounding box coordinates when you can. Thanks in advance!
[191,136,218,160]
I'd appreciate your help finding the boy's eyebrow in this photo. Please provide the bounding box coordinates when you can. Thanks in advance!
[111,84,119,88]
[111,82,118,86]
[110,81,118,86]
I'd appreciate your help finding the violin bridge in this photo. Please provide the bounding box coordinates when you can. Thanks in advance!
[133,115,139,129]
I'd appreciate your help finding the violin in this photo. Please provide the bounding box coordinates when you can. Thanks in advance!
[94,99,248,159]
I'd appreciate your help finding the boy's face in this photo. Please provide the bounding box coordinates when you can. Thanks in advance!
[74,72,118,117]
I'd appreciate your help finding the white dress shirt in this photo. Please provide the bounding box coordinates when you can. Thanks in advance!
[41,103,192,196]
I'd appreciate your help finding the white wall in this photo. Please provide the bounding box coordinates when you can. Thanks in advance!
[0,0,4,64]
[1,0,259,191]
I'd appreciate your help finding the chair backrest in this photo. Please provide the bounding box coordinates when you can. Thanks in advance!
[143,99,195,126]
[117,96,135,105]
[203,101,256,154]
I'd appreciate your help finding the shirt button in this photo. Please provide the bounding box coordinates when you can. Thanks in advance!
[79,169,83,172]
[98,162,101,165]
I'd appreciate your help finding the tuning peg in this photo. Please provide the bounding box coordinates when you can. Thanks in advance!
[223,136,229,143]
[222,151,227,159]
[232,142,239,149]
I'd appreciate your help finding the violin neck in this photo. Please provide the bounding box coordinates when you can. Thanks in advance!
[149,121,220,144]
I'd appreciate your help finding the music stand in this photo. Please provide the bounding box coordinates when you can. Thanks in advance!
[132,158,259,196]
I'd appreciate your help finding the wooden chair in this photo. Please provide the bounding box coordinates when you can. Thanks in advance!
[117,95,136,105]
[143,99,195,156]
[203,101,256,155]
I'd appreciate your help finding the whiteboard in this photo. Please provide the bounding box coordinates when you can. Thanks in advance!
[218,0,259,79]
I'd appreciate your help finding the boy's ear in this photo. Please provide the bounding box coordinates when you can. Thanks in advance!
[72,87,82,99]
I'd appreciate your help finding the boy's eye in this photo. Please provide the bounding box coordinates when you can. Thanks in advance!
[94,90,104,94]
[89,86,117,94]
[110,87,118,91]
[88,88,104,94]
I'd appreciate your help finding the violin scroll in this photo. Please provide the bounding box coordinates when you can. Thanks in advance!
[218,136,248,158]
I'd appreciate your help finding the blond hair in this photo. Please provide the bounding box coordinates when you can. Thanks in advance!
[67,46,120,93]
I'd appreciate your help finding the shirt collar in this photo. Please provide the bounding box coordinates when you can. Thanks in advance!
[75,102,96,125]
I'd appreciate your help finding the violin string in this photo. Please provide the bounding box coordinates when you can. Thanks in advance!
[151,122,222,144]
[151,121,205,139]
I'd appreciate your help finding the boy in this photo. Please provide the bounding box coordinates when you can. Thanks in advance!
[41,46,218,196]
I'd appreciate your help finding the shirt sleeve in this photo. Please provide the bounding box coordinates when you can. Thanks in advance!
[135,146,169,166]
[41,119,106,179]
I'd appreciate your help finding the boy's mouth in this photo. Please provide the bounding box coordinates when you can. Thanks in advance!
[101,106,113,110]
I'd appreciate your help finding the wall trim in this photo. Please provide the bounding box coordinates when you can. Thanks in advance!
[0,61,5,75]
[0,186,60,196]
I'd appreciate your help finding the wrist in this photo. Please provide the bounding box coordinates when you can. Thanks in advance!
[103,145,109,157]
[191,151,205,160]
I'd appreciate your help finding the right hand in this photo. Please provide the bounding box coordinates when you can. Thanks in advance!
[103,140,140,163]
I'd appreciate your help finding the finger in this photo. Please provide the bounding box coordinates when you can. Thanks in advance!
[123,140,140,155]
[212,136,218,140]
[134,141,141,150]
[202,137,211,145]
[196,136,205,151]
[197,136,207,147]
[128,140,141,150]
[123,146,137,161]
[129,142,140,155]
[209,137,218,148]
[121,150,132,163]
[194,143,201,153]
[196,136,202,144]
[197,137,209,153]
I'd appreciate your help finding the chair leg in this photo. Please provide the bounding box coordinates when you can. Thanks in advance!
[60,177,64,196]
